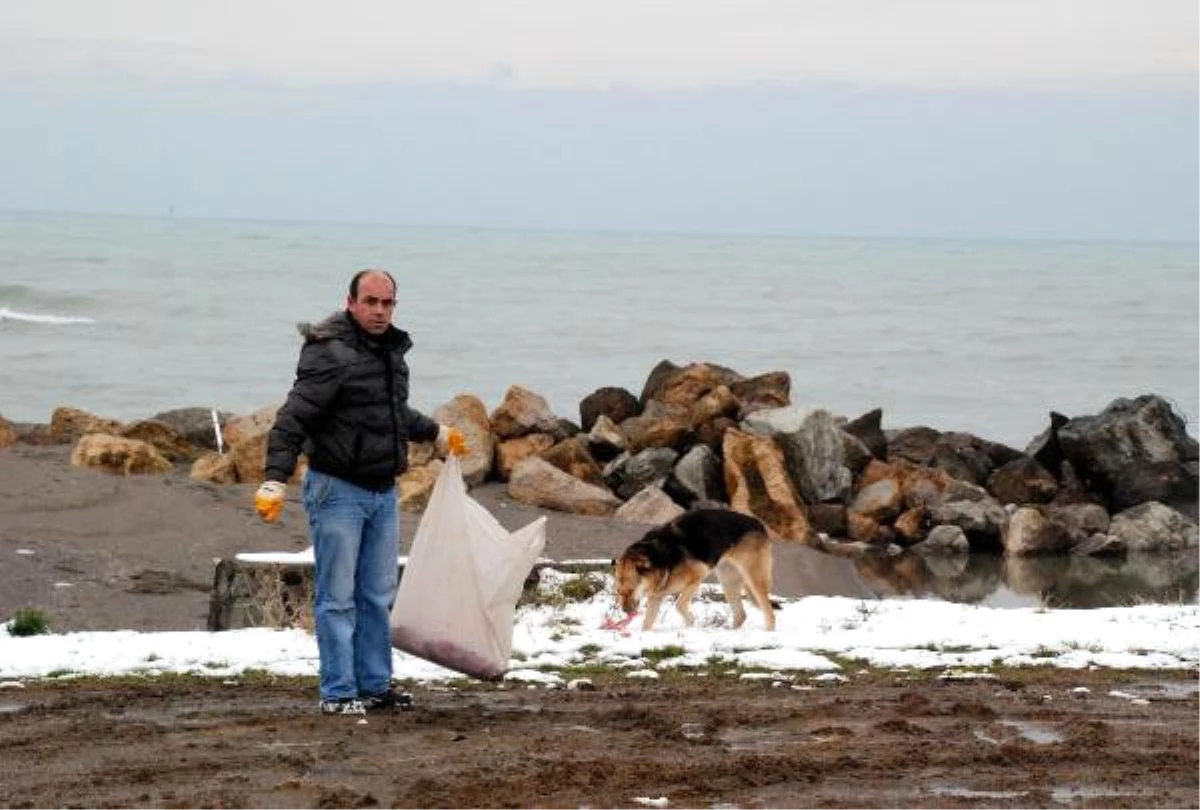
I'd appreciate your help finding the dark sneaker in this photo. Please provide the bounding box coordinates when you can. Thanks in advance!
[319,697,366,716]
[361,688,414,712]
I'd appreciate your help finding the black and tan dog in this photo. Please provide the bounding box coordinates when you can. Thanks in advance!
[613,508,776,631]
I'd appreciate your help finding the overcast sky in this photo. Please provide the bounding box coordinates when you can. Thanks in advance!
[1,1,1196,240]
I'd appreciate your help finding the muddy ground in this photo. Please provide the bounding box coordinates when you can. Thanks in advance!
[2,445,1198,808]
[0,669,1196,808]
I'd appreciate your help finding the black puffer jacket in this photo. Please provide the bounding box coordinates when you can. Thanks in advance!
[264,311,440,491]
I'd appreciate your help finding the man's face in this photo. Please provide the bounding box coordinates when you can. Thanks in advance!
[347,273,396,335]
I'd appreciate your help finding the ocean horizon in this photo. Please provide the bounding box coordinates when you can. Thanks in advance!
[1,209,1196,449]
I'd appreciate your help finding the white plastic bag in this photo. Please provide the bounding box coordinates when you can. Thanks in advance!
[390,456,546,680]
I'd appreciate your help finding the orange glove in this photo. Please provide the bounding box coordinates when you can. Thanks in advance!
[254,480,286,523]
[437,425,469,457]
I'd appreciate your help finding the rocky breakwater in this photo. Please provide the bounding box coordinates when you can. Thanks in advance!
[2,360,1196,561]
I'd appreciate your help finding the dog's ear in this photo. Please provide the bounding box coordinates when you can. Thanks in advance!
[628,550,653,575]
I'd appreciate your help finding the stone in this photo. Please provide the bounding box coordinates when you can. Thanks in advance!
[119,419,197,463]
[398,460,443,512]
[70,434,172,475]
[540,436,605,488]
[494,433,556,482]
[190,451,238,484]
[578,386,640,432]
[603,448,678,501]
[987,456,1059,505]
[1004,506,1072,556]
[1108,502,1199,552]
[433,394,495,486]
[508,456,621,516]
[50,406,123,444]
[615,485,685,525]
[490,385,560,440]
[722,427,814,543]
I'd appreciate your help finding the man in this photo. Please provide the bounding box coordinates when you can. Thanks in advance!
[255,269,465,716]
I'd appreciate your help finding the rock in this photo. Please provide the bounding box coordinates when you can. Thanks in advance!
[578,386,640,432]
[149,407,231,452]
[807,502,846,537]
[1048,503,1111,546]
[642,361,741,411]
[728,371,791,416]
[585,414,626,462]
[1057,394,1198,513]
[1004,506,1072,556]
[433,394,494,486]
[50,406,123,444]
[603,448,678,501]
[663,444,726,507]
[893,505,928,543]
[1111,462,1198,520]
[398,460,443,512]
[118,419,196,463]
[887,426,941,466]
[722,427,814,543]
[928,497,1008,549]
[494,433,556,482]
[843,407,887,460]
[190,451,238,484]
[508,456,621,516]
[614,485,685,525]
[913,524,970,555]
[987,456,1059,505]
[0,414,15,448]
[688,384,739,429]
[540,436,605,488]
[1108,502,1199,552]
[489,385,560,440]
[70,434,172,475]
[619,413,692,454]
[849,478,903,524]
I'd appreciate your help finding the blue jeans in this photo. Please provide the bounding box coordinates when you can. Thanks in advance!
[303,468,399,701]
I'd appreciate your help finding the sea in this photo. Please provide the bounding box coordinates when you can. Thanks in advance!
[2,209,1198,609]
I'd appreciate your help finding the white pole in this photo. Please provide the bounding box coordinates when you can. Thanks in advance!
[211,408,224,455]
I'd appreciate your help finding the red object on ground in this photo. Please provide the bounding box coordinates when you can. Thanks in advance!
[600,612,638,631]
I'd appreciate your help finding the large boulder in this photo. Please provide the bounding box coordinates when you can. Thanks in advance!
[1003,506,1073,557]
[603,448,678,501]
[149,407,231,452]
[614,485,685,525]
[987,456,1059,505]
[722,427,814,543]
[489,385,560,440]
[70,434,171,475]
[433,394,494,486]
[1057,394,1198,515]
[508,456,621,516]
[1108,502,1199,552]
[540,436,605,488]
[727,371,791,417]
[50,406,123,444]
[578,386,640,433]
[664,444,726,507]
[118,419,196,463]
[494,433,556,482]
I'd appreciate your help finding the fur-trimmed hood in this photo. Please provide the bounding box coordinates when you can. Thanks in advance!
[295,310,411,352]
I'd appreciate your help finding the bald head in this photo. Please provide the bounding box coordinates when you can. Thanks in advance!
[346,269,397,335]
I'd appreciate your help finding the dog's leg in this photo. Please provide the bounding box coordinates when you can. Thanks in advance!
[642,593,664,631]
[675,581,702,627]
[739,549,776,631]
[715,564,747,628]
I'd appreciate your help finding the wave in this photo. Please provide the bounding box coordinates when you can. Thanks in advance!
[0,307,96,326]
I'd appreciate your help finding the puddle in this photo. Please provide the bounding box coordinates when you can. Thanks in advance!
[719,728,803,752]
[998,720,1064,744]
[1052,784,1143,803]
[927,783,1027,800]
[0,702,28,715]
[1125,680,1200,700]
